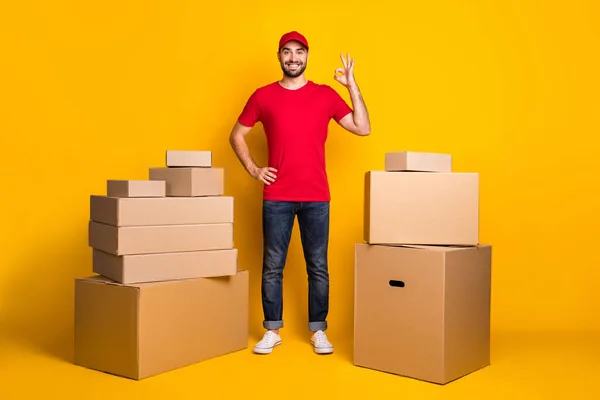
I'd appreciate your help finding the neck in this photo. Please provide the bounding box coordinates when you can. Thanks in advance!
[279,75,307,90]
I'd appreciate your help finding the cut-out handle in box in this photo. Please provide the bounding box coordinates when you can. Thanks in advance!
[389,280,405,288]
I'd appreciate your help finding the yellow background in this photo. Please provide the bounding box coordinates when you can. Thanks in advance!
[1,0,599,398]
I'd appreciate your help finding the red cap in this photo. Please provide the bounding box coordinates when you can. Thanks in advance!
[278,31,309,51]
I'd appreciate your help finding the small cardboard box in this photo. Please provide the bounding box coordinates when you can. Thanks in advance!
[106,180,166,198]
[166,150,212,167]
[354,243,492,384]
[149,167,223,197]
[385,151,451,172]
[90,195,233,227]
[364,171,479,245]
[74,270,249,380]
[88,221,233,256]
[92,248,238,284]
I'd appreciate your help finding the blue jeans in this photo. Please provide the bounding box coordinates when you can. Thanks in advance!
[261,200,330,332]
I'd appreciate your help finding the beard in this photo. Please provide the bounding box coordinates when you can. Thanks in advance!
[281,61,306,77]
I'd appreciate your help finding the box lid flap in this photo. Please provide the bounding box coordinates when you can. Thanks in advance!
[381,244,485,252]
[76,274,141,288]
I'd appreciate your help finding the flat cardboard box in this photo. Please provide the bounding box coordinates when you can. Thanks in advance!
[364,171,479,245]
[93,248,238,284]
[149,167,223,197]
[90,195,234,227]
[74,270,249,380]
[88,221,233,256]
[106,180,166,198]
[385,151,451,172]
[353,243,491,384]
[166,150,212,167]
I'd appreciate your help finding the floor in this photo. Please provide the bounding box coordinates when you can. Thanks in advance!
[1,330,598,399]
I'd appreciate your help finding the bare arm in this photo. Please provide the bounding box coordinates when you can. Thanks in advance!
[339,83,370,136]
[334,54,371,136]
[229,121,258,176]
[229,121,277,185]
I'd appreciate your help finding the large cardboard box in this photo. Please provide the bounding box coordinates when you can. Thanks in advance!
[149,167,223,197]
[364,171,479,245]
[106,180,166,198]
[90,195,234,227]
[74,270,249,380]
[88,221,233,255]
[92,248,238,284]
[385,151,451,172]
[166,150,212,167]
[353,243,491,384]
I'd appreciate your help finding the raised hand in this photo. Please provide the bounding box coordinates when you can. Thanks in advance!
[334,53,356,88]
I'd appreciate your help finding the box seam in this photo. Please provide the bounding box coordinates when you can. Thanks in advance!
[441,252,447,383]
[135,287,141,379]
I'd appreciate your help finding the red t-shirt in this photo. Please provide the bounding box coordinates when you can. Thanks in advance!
[238,80,352,202]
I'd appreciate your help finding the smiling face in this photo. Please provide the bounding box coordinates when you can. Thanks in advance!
[278,40,308,78]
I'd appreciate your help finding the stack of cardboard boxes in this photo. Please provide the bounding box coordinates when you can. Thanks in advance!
[74,150,248,380]
[354,151,492,385]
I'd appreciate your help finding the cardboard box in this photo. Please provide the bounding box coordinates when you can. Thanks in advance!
[92,248,238,284]
[166,150,212,167]
[353,243,491,384]
[149,167,223,197]
[88,221,233,256]
[74,270,249,380]
[90,195,233,227]
[106,180,166,198]
[385,151,451,173]
[364,171,479,245]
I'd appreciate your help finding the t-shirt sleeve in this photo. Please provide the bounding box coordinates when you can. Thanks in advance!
[238,90,261,127]
[327,86,353,123]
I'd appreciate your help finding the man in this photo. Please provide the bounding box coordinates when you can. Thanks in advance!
[229,31,370,355]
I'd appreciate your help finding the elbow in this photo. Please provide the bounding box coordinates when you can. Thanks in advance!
[358,125,371,136]
[228,134,239,151]
[352,118,370,136]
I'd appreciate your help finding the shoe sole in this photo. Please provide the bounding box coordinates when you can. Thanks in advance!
[253,340,281,354]
[310,340,334,354]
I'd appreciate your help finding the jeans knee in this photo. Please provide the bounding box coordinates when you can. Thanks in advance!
[307,260,329,281]
[308,269,329,297]
[263,252,285,278]
[305,246,327,270]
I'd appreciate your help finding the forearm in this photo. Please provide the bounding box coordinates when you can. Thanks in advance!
[229,134,258,176]
[348,83,370,134]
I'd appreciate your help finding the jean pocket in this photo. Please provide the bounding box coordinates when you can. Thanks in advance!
[263,200,294,215]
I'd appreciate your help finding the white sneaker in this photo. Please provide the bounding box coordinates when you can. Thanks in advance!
[310,330,334,354]
[253,331,282,354]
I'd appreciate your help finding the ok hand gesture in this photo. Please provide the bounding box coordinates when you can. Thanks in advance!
[334,54,356,89]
